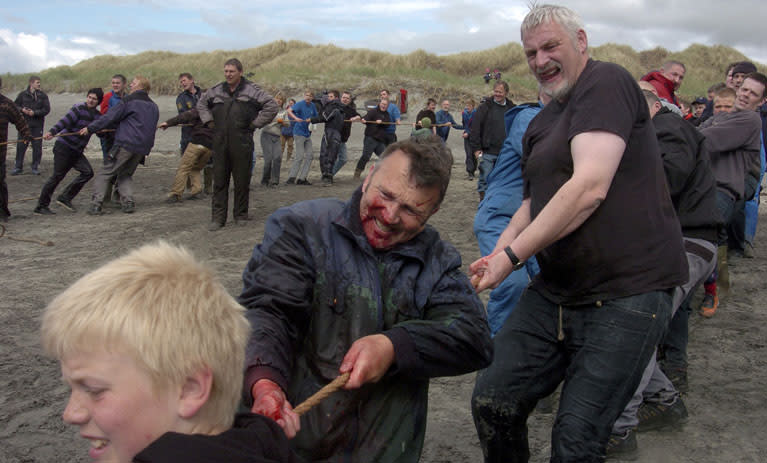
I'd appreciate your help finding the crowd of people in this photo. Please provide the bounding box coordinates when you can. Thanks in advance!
[2,2,765,462]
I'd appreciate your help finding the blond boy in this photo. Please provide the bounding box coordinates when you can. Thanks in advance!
[41,241,298,463]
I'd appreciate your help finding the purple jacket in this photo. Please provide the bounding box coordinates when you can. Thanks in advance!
[87,90,159,156]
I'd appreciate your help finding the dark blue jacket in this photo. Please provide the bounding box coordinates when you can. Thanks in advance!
[435,109,463,141]
[87,90,159,156]
[176,85,201,146]
[239,187,492,462]
[48,102,102,153]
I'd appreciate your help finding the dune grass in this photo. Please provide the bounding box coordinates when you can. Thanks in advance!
[2,40,763,105]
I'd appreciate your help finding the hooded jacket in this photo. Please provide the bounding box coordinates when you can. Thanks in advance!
[641,70,678,106]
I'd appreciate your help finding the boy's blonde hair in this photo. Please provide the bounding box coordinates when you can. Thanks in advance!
[41,241,250,429]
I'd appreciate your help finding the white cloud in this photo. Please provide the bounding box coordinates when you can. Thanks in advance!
[1,1,766,75]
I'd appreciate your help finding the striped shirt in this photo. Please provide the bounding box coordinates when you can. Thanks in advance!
[48,102,101,153]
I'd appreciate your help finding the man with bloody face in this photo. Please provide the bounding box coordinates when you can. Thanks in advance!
[238,137,492,462]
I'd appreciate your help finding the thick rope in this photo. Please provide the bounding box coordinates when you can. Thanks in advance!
[0,224,54,247]
[292,372,351,416]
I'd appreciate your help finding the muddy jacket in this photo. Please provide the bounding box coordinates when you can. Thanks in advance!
[196,78,278,147]
[87,90,159,156]
[239,187,492,463]
[14,87,50,128]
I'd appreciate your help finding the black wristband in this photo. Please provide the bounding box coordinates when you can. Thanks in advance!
[504,246,525,271]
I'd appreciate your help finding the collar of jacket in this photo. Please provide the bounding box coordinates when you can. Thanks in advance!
[332,186,431,264]
[124,90,152,103]
[225,78,251,96]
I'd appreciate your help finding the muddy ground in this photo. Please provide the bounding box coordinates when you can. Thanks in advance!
[1,94,766,462]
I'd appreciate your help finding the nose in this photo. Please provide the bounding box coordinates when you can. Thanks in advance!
[380,202,401,225]
[534,51,550,71]
[62,392,88,425]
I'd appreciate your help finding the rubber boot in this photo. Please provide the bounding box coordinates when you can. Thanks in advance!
[354,168,362,180]
[717,245,730,300]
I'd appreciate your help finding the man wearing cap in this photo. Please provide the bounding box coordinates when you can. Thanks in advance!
[687,97,708,126]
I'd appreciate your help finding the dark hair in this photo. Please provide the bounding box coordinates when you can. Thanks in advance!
[87,87,105,105]
[427,98,437,106]
[225,58,243,72]
[493,80,509,93]
[374,136,453,206]
[328,90,340,99]
[112,74,127,84]
[178,72,193,80]
[744,72,767,98]
[29,75,41,83]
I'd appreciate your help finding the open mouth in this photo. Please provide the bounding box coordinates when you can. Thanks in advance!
[537,65,561,82]
[88,438,109,458]
[375,218,393,233]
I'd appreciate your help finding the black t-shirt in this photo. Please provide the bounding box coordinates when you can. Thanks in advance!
[521,59,688,304]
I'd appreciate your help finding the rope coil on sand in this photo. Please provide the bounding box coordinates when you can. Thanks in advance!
[292,372,350,416]
[0,224,54,247]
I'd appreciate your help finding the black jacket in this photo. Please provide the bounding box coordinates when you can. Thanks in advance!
[653,107,719,242]
[362,106,390,142]
[15,87,50,128]
[341,104,360,142]
[133,413,302,463]
[469,97,512,154]
[310,99,345,133]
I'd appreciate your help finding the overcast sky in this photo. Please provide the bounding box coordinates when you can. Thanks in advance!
[1,0,765,75]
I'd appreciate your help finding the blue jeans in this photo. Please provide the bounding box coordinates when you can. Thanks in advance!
[477,153,498,193]
[472,288,672,462]
[716,189,736,245]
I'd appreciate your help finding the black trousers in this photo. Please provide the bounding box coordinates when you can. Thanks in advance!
[1,146,9,217]
[319,128,341,177]
[38,143,93,207]
[15,126,43,170]
[211,136,253,225]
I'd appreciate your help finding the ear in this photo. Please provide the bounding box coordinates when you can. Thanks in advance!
[576,29,588,54]
[177,365,213,419]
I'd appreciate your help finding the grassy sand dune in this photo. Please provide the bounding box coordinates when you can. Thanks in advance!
[3,40,764,104]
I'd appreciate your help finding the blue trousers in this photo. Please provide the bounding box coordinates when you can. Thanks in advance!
[477,153,498,194]
[472,288,672,462]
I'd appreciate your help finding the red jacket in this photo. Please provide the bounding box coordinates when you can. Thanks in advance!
[641,71,678,105]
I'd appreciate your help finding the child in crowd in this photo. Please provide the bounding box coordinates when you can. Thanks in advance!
[41,241,300,463]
